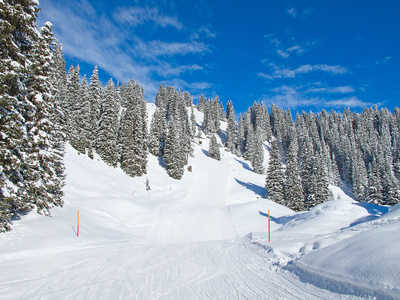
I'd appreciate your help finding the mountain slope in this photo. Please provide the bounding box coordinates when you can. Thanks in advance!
[0,105,399,299]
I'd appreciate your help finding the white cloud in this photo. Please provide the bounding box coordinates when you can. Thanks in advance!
[260,63,349,80]
[325,97,380,108]
[38,1,214,102]
[134,40,210,58]
[261,85,320,109]
[113,6,183,30]
[287,7,297,17]
[261,85,379,110]
[375,56,391,65]
[153,63,203,77]
[306,86,354,94]
[265,36,317,59]
[286,6,313,20]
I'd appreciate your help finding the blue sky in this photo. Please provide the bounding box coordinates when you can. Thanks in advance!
[37,0,400,115]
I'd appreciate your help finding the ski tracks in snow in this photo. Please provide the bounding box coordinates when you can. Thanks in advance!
[0,238,362,299]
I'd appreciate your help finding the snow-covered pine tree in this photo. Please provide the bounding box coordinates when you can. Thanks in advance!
[212,96,221,133]
[237,113,245,155]
[381,174,400,205]
[252,133,264,174]
[1,0,38,229]
[66,65,82,151]
[69,75,90,154]
[209,134,221,160]
[155,84,166,108]
[1,1,64,230]
[299,137,319,209]
[243,125,256,162]
[201,96,221,134]
[284,140,305,211]
[47,42,66,191]
[96,78,119,167]
[260,103,272,141]
[49,42,68,134]
[366,159,383,205]
[201,99,211,134]
[88,66,102,158]
[197,94,206,112]
[164,116,185,179]
[24,20,65,214]
[149,106,167,157]
[118,80,148,177]
[182,91,192,107]
[313,154,333,205]
[190,105,197,137]
[265,140,285,205]
[351,147,368,201]
[225,100,238,154]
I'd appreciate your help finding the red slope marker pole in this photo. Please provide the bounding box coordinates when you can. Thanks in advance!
[268,209,270,242]
[77,210,79,237]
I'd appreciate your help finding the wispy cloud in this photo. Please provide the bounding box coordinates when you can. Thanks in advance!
[306,85,355,94]
[287,7,298,18]
[286,6,313,20]
[261,85,318,109]
[38,0,214,102]
[259,63,349,80]
[325,97,381,108]
[133,39,210,59]
[375,56,391,65]
[264,36,317,59]
[261,85,379,110]
[113,6,183,30]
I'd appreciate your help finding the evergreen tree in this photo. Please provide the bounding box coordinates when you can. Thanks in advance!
[209,134,221,160]
[69,75,90,154]
[351,147,368,201]
[313,154,333,205]
[381,174,400,205]
[24,20,65,214]
[0,1,64,230]
[299,138,319,209]
[118,80,148,177]
[225,100,238,154]
[66,65,81,149]
[88,66,102,158]
[198,94,206,112]
[284,142,305,211]
[190,105,197,137]
[164,117,185,179]
[155,84,166,108]
[252,133,264,174]
[149,107,167,156]
[49,42,67,134]
[243,126,256,162]
[96,78,119,167]
[266,140,285,205]
[366,160,383,205]
[237,114,245,155]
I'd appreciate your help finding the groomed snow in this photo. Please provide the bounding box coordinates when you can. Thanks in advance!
[1,105,399,299]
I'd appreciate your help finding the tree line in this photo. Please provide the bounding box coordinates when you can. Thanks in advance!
[1,1,399,232]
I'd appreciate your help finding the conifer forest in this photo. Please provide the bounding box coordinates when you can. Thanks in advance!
[1,0,400,232]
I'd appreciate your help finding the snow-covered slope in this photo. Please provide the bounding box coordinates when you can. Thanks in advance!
[1,106,399,299]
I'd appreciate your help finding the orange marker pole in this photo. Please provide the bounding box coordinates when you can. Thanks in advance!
[268,209,270,242]
[77,210,79,237]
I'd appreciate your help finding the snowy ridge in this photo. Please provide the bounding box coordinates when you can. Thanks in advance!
[0,106,399,299]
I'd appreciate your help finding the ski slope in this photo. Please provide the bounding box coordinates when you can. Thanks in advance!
[1,105,400,299]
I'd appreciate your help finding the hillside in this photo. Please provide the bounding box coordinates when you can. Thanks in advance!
[0,104,399,299]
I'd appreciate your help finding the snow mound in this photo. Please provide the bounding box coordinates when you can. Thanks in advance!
[287,206,400,299]
[278,199,370,235]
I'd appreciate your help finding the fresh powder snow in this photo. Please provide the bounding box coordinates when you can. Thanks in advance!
[0,104,399,299]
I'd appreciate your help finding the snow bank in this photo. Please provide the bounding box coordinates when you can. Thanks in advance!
[287,204,400,299]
